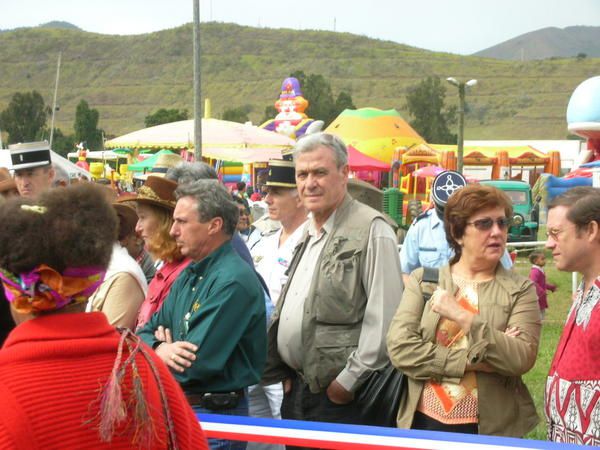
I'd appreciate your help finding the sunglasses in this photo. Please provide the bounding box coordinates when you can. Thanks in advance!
[466,217,511,231]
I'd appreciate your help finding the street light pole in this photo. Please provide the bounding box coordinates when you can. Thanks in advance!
[457,82,465,174]
[446,77,477,174]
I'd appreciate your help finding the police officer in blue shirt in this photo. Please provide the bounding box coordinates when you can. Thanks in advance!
[400,171,512,284]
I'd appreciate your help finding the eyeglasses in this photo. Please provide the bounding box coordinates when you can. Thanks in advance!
[546,226,576,240]
[466,217,511,231]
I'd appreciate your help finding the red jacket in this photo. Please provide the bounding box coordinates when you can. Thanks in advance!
[0,312,207,450]
[529,265,556,310]
[136,258,191,329]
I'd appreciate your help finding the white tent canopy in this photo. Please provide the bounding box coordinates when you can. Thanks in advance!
[104,119,294,163]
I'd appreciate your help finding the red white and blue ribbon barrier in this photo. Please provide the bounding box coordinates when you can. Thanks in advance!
[197,414,586,449]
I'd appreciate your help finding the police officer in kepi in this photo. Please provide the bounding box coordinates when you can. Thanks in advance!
[399,171,513,284]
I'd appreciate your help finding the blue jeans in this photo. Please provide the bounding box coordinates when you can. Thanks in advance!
[193,395,249,450]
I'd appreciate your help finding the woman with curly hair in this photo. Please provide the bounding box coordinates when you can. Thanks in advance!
[0,183,207,449]
[119,176,191,329]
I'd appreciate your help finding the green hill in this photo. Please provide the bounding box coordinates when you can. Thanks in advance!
[0,22,597,141]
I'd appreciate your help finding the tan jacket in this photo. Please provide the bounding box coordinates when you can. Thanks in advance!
[387,265,541,437]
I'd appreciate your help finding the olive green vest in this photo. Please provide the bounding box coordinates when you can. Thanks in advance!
[264,194,384,393]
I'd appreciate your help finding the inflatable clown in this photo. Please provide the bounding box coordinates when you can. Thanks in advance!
[74,142,90,172]
[260,77,319,139]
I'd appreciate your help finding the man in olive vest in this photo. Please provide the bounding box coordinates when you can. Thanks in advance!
[263,132,404,434]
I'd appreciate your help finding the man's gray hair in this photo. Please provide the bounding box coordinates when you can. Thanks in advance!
[292,132,348,168]
[166,161,218,185]
[175,179,239,236]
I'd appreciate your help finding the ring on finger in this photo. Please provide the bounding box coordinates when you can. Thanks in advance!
[171,353,176,361]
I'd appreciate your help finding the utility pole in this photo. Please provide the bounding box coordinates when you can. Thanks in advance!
[193,0,202,160]
[49,51,62,148]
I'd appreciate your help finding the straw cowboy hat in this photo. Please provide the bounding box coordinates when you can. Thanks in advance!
[118,175,177,211]
[136,152,183,180]
[0,167,17,196]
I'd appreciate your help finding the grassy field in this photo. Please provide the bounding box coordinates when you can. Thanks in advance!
[510,240,574,441]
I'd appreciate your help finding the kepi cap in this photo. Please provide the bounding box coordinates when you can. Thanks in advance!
[9,141,52,171]
[266,159,296,188]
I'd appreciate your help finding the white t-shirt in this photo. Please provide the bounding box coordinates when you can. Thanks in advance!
[250,222,307,305]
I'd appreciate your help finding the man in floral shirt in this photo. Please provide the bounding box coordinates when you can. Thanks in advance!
[545,186,600,446]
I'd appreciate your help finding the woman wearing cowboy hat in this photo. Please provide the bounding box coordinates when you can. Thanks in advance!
[119,176,192,330]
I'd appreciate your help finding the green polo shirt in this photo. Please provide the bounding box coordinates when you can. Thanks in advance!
[138,241,266,393]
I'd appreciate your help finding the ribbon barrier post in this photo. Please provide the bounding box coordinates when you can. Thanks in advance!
[197,414,586,450]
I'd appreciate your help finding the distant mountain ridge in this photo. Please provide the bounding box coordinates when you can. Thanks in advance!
[474,26,600,60]
[0,21,81,33]
[0,22,597,141]
[37,21,81,31]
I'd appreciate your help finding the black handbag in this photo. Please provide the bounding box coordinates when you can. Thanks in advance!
[355,363,406,427]
[355,267,440,428]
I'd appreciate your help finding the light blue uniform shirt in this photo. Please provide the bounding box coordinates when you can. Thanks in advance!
[399,209,513,274]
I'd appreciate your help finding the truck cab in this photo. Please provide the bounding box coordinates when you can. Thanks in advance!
[480,180,539,242]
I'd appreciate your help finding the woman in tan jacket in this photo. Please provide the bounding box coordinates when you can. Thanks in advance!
[387,184,541,437]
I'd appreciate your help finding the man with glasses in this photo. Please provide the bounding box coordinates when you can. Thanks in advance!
[544,186,600,446]
[233,196,253,242]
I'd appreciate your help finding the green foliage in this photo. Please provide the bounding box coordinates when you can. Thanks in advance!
[405,76,457,144]
[51,128,76,157]
[335,91,356,113]
[144,108,189,127]
[260,105,278,125]
[290,70,355,127]
[74,99,103,150]
[0,90,49,143]
[221,104,252,123]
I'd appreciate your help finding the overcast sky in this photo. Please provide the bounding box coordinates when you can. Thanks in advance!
[1,0,599,55]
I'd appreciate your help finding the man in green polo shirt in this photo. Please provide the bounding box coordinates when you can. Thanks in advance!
[138,179,266,450]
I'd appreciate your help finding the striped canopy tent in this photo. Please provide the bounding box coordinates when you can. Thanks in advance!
[429,144,550,161]
[104,119,295,163]
[325,108,425,164]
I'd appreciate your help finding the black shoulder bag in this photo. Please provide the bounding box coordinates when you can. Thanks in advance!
[355,267,439,427]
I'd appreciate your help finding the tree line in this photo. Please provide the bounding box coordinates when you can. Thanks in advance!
[0,74,458,155]
[0,92,104,156]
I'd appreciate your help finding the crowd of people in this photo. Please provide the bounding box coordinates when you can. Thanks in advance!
[0,134,599,448]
